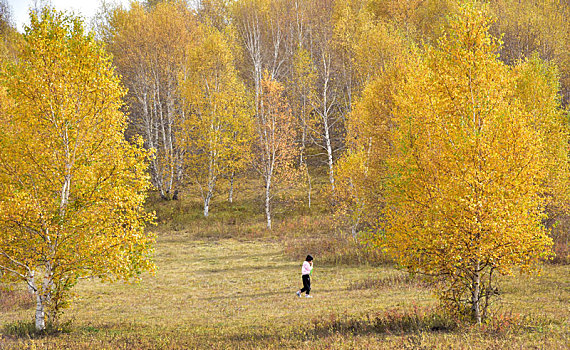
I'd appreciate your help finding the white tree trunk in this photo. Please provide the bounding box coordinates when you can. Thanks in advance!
[265,176,272,229]
[306,165,312,209]
[323,116,335,192]
[472,261,482,324]
[320,54,336,193]
[35,292,45,331]
[31,269,51,332]
[204,191,212,217]
[228,172,234,203]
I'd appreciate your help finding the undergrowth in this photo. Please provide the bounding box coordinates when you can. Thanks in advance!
[2,320,72,339]
[309,306,460,337]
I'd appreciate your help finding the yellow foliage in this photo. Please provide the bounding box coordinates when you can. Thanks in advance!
[178,24,254,214]
[335,30,413,236]
[380,2,563,322]
[253,74,300,229]
[102,0,199,199]
[489,0,570,102]
[0,8,155,327]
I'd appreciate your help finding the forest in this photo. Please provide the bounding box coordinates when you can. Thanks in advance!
[0,0,569,348]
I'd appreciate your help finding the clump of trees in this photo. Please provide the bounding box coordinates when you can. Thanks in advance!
[178,25,253,217]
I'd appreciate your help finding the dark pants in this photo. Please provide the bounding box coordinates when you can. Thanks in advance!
[300,274,311,295]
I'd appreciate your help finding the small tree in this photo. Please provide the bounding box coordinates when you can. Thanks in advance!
[382,3,565,323]
[252,74,299,229]
[179,26,253,217]
[0,9,155,331]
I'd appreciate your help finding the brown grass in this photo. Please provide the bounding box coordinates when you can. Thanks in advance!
[1,232,567,349]
[0,287,34,312]
[1,174,568,349]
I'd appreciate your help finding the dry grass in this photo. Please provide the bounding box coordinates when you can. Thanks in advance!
[0,287,34,313]
[1,175,569,348]
[1,232,568,349]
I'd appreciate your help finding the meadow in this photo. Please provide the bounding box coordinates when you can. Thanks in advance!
[1,176,569,349]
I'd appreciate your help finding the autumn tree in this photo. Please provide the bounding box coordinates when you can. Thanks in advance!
[288,46,317,207]
[197,0,232,31]
[334,8,410,236]
[514,54,570,222]
[334,67,405,237]
[381,3,564,323]
[101,0,198,200]
[179,25,253,217]
[252,74,299,229]
[0,0,18,63]
[231,0,294,116]
[366,0,457,43]
[0,9,155,331]
[305,0,346,193]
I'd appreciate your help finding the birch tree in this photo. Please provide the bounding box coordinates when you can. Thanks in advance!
[0,9,155,331]
[102,1,198,199]
[381,3,564,323]
[231,0,294,115]
[288,47,317,207]
[252,75,298,229]
[179,26,253,217]
[302,0,346,194]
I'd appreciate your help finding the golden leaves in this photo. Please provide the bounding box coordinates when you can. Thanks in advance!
[371,2,564,319]
[0,8,155,320]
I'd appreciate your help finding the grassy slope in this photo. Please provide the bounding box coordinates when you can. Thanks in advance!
[1,176,569,349]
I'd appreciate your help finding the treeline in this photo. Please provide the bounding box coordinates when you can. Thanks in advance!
[92,0,570,231]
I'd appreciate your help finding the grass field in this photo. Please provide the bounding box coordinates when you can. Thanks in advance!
[1,178,569,349]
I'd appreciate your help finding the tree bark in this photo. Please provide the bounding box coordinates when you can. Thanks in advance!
[306,165,312,209]
[472,261,482,324]
[228,172,234,203]
[32,269,51,332]
[204,192,212,217]
[265,176,272,229]
[324,121,335,192]
[35,292,45,331]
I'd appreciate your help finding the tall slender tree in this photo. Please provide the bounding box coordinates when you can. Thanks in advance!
[179,26,253,217]
[101,1,199,199]
[252,74,298,229]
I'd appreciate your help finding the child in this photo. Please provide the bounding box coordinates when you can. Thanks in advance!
[296,255,313,298]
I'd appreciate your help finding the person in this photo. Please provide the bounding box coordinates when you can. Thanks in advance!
[296,254,313,298]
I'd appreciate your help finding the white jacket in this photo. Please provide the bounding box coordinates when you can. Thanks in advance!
[302,261,313,275]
